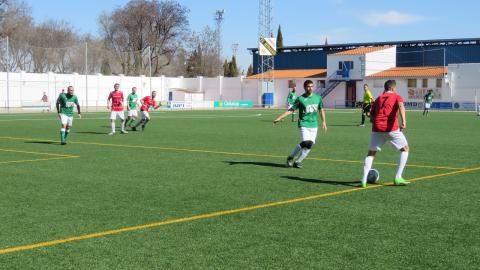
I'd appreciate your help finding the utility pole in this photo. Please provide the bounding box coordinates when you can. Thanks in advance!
[6,36,9,112]
[148,46,152,93]
[214,9,225,76]
[85,42,88,112]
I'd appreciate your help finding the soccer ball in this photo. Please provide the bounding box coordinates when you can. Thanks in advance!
[367,169,380,184]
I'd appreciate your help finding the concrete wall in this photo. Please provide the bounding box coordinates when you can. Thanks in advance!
[448,63,480,101]
[0,72,264,109]
[3,67,477,111]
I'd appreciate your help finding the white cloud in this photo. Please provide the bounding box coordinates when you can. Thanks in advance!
[362,10,426,27]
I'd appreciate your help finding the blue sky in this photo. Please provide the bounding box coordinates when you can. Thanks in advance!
[26,0,479,72]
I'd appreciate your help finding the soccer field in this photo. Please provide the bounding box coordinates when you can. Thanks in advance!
[0,109,479,269]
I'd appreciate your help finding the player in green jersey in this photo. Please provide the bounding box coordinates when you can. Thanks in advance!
[423,89,434,116]
[359,84,374,127]
[287,87,298,122]
[56,86,81,145]
[126,87,140,127]
[273,80,327,168]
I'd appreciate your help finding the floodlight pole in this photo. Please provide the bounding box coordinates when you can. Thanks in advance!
[148,46,152,93]
[85,42,88,112]
[6,36,10,112]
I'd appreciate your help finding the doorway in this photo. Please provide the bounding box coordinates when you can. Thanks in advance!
[345,81,356,107]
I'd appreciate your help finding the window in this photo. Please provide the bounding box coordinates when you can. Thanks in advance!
[346,61,354,70]
[436,79,442,88]
[338,61,354,70]
[422,79,428,88]
[408,79,417,88]
[317,80,325,89]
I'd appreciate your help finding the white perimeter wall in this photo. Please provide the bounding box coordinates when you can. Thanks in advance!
[3,68,477,110]
[0,72,331,109]
[0,72,264,108]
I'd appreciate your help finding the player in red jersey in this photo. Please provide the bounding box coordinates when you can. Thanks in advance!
[132,91,160,131]
[107,83,127,135]
[360,80,410,187]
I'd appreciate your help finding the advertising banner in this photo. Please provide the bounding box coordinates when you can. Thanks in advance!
[214,100,254,108]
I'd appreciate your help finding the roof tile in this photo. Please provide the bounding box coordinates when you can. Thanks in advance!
[332,46,394,56]
[367,66,447,78]
[247,69,327,79]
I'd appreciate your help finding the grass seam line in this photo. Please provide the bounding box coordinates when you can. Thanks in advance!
[0,156,79,165]
[0,148,79,158]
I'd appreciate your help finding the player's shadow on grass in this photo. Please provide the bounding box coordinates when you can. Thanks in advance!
[282,176,358,187]
[24,140,59,145]
[224,161,286,168]
[75,131,107,135]
[328,123,360,127]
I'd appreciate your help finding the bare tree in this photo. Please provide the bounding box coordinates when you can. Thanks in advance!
[99,0,189,76]
[28,20,76,73]
[185,26,223,77]
[0,0,33,71]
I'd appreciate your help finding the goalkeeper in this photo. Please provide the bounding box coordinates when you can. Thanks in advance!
[359,84,374,127]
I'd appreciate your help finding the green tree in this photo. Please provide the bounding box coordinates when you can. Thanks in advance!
[223,59,230,76]
[246,64,253,77]
[276,25,283,49]
[228,56,239,77]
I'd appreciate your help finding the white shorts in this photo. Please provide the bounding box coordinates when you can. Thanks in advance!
[369,130,408,151]
[110,111,125,120]
[60,114,73,126]
[300,127,318,144]
[141,111,150,120]
[128,110,138,117]
[425,103,431,109]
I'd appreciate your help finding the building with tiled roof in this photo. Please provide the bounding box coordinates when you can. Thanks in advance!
[246,39,480,109]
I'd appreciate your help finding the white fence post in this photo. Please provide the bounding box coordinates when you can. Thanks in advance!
[218,75,223,100]
[198,76,203,100]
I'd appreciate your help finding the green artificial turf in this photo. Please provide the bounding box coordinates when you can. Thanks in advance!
[0,109,478,269]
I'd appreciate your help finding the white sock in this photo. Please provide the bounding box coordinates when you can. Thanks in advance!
[289,144,301,158]
[60,128,66,132]
[362,156,374,184]
[395,151,409,179]
[111,122,115,133]
[121,121,125,132]
[296,148,311,163]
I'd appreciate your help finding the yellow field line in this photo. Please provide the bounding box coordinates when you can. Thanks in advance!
[0,148,79,158]
[0,136,464,170]
[0,156,79,165]
[1,166,479,255]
